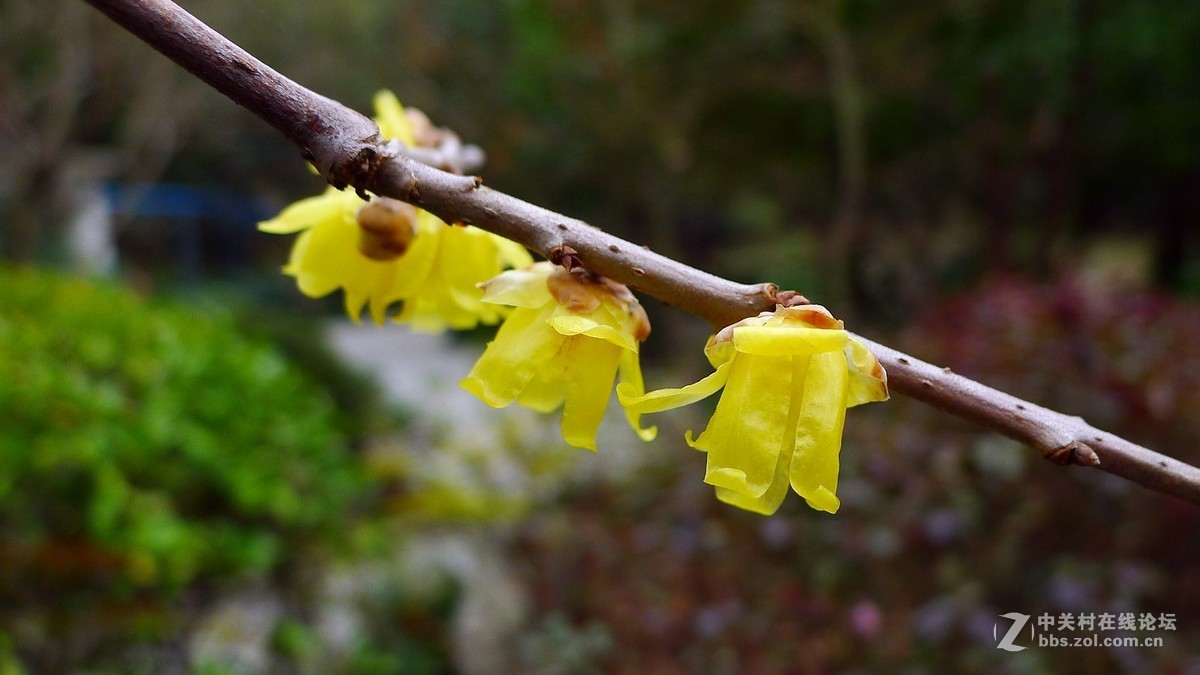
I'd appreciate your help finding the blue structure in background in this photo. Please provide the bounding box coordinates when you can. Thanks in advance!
[103,182,277,280]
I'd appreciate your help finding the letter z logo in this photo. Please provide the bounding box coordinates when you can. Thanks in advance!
[994,612,1032,652]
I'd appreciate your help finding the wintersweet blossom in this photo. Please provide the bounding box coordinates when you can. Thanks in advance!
[461,262,657,451]
[258,90,532,329]
[618,305,888,515]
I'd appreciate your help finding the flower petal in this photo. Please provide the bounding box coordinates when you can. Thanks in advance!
[400,275,500,332]
[844,337,890,407]
[480,263,555,308]
[560,337,623,451]
[438,225,493,311]
[703,336,737,369]
[617,349,657,441]
[460,306,562,407]
[258,188,357,234]
[710,355,810,515]
[373,90,415,146]
[517,373,567,413]
[713,452,791,515]
[789,350,849,514]
[386,213,442,299]
[289,220,364,298]
[732,325,848,356]
[696,354,794,499]
[549,313,637,352]
[492,235,535,270]
[616,361,732,414]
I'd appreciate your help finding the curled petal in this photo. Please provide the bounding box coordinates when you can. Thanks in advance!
[702,336,737,369]
[591,299,650,346]
[844,337,890,407]
[773,304,843,329]
[549,313,638,352]
[710,354,809,515]
[460,306,562,407]
[714,450,792,516]
[480,264,556,309]
[732,325,848,356]
[789,351,850,514]
[560,338,623,451]
[617,350,657,441]
[694,354,795,500]
[617,361,732,415]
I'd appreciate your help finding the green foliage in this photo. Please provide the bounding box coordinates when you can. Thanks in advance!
[0,634,21,675]
[0,266,366,590]
[232,305,391,438]
[354,574,460,675]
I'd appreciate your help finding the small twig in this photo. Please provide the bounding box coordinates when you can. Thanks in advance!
[82,0,1200,506]
[855,337,1200,504]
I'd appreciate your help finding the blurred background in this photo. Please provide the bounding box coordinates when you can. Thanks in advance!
[2,0,1199,672]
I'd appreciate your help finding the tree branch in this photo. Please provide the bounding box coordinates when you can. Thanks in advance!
[82,0,1200,506]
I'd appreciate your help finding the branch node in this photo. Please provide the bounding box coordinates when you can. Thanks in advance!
[548,245,583,271]
[1046,441,1101,467]
[328,143,383,193]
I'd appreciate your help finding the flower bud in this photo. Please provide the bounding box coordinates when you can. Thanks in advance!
[356,197,418,261]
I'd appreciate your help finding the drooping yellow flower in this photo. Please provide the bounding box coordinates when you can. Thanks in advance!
[258,90,532,329]
[461,262,657,451]
[619,305,888,515]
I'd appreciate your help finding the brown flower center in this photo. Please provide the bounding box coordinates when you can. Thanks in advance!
[356,197,418,261]
[547,268,651,341]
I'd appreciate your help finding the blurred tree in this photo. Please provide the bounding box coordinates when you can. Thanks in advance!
[8,0,1195,305]
[0,0,209,262]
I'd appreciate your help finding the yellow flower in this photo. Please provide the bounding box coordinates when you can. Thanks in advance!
[618,305,888,515]
[461,262,657,451]
[258,90,532,329]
